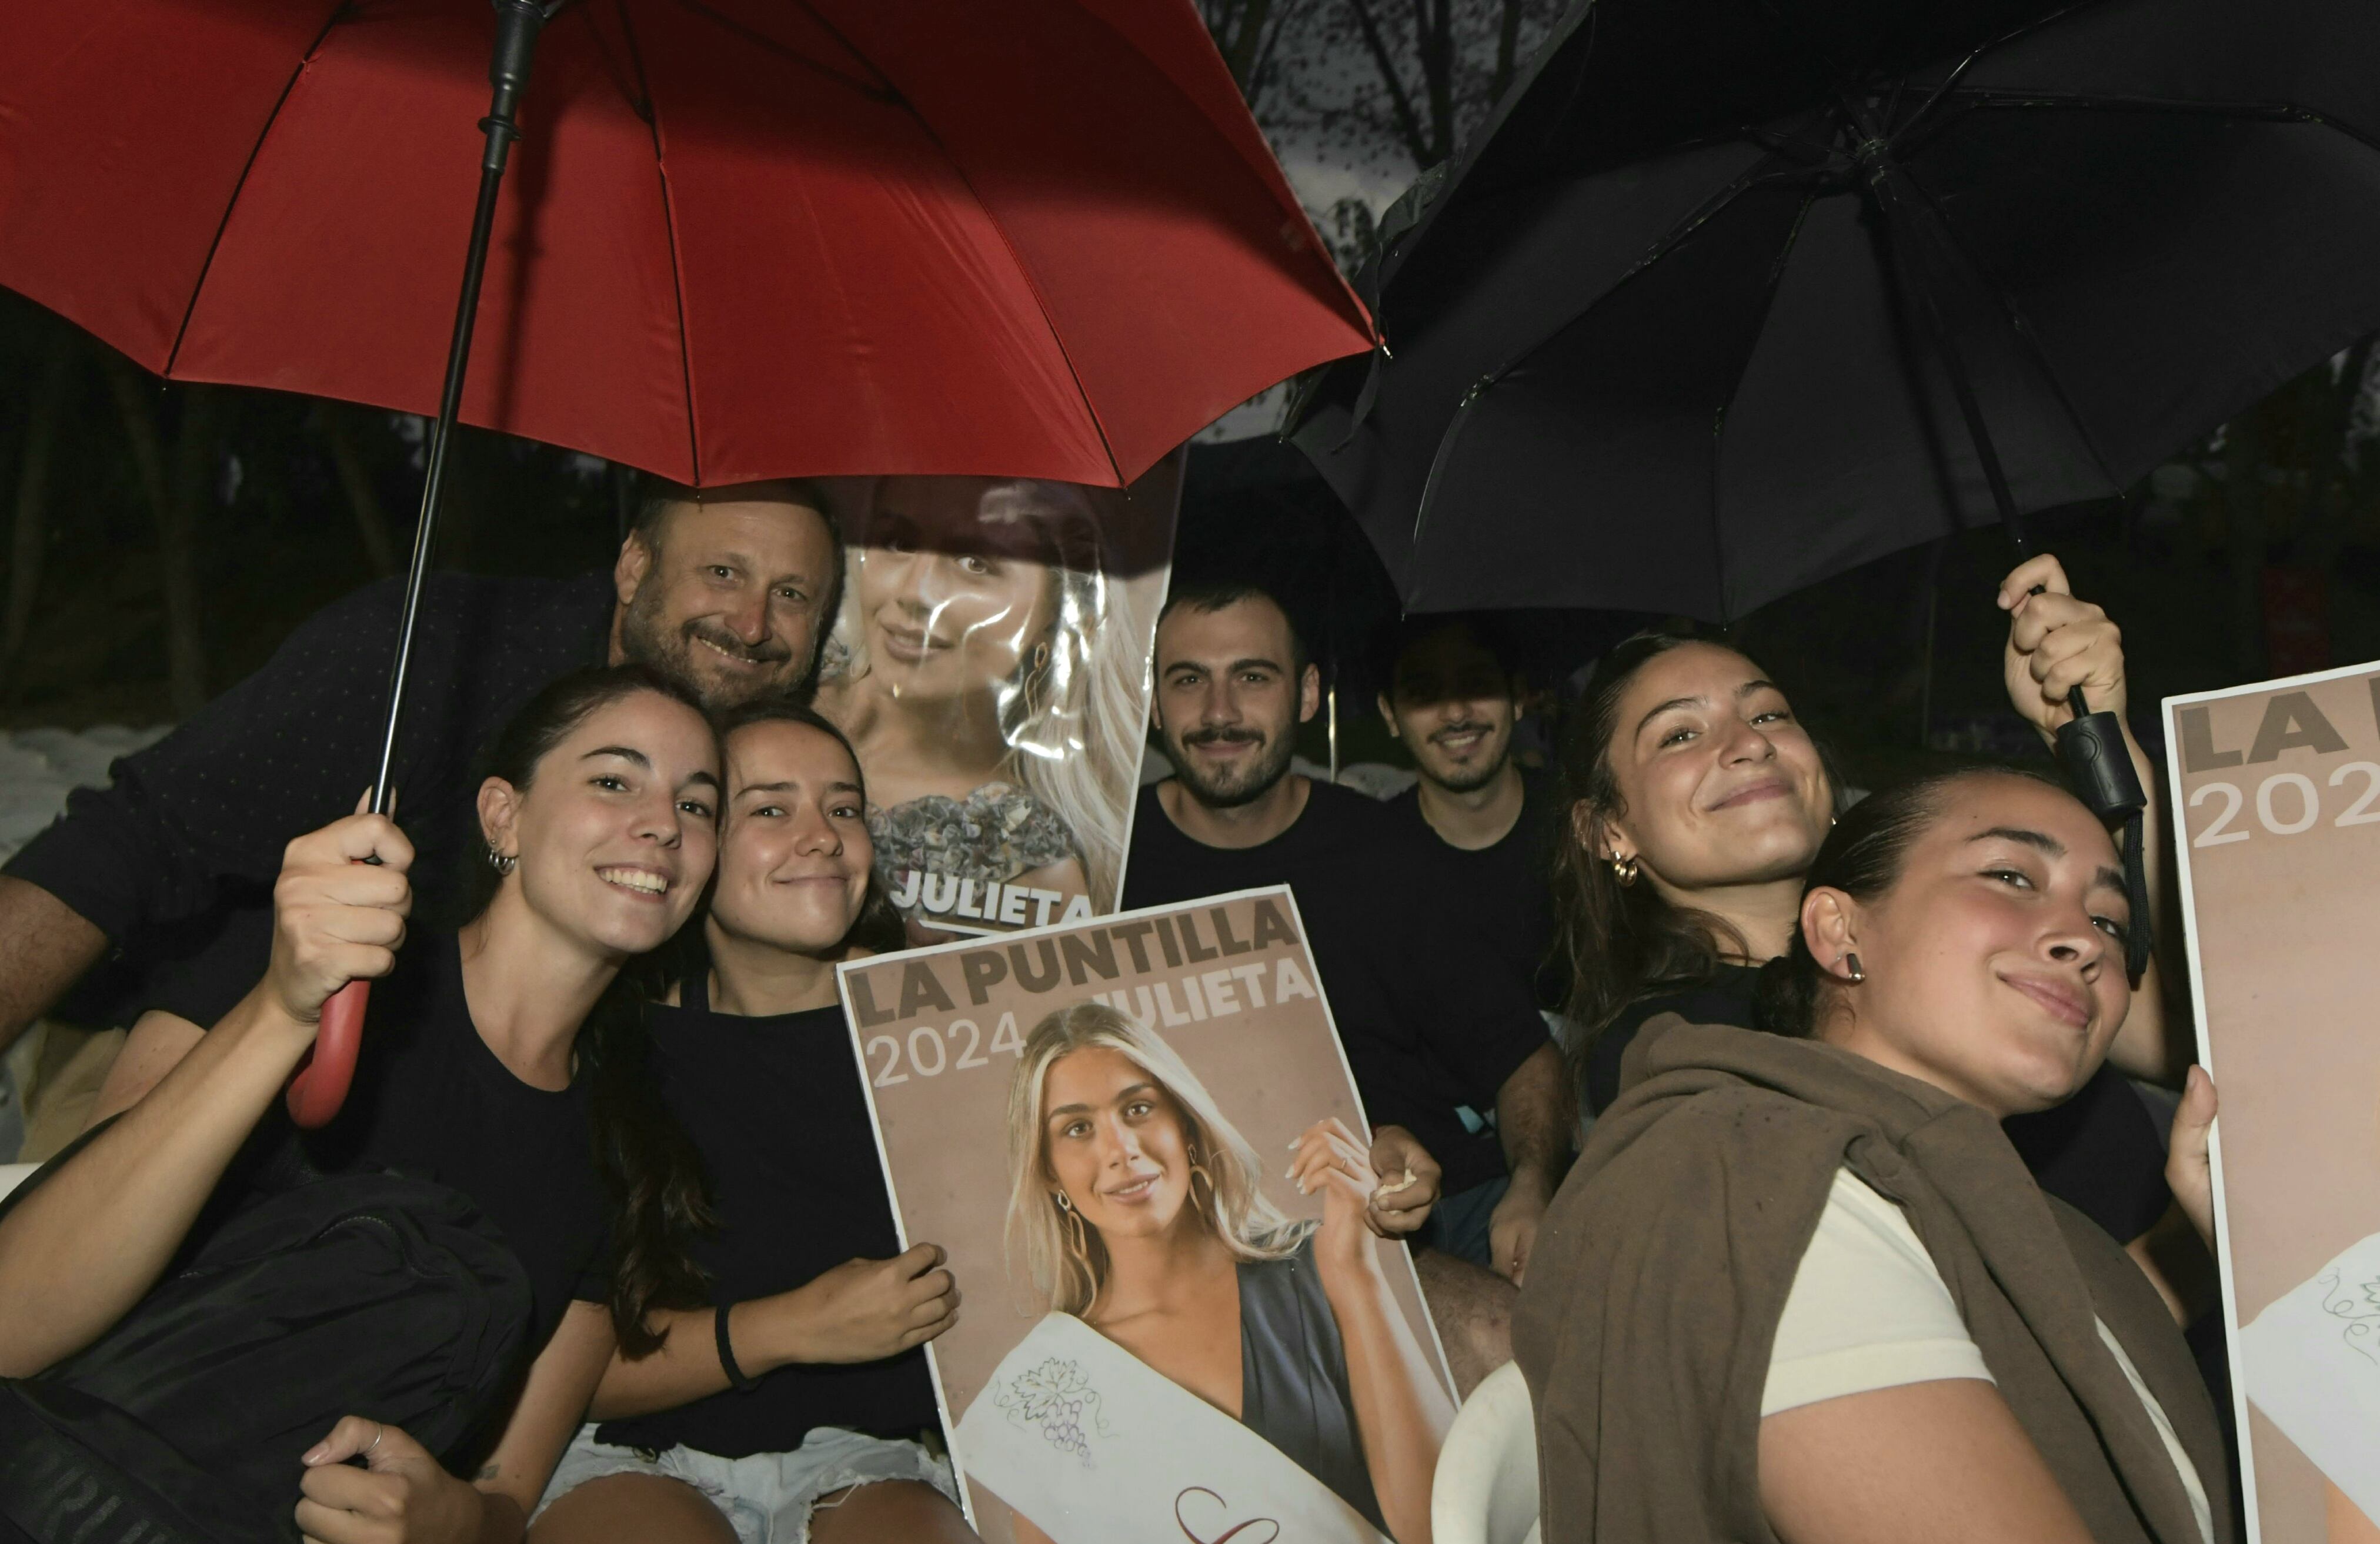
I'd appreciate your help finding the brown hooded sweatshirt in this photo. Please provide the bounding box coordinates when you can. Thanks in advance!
[1513,1015,2230,1544]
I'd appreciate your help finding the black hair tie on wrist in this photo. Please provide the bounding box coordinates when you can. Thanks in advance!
[716,1302,757,1392]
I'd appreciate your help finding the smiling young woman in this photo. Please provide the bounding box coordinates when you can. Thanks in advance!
[1517,768,2228,1544]
[1553,557,2195,1291]
[0,664,721,1543]
[529,703,978,1544]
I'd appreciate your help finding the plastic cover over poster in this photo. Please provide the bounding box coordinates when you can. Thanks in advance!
[838,887,1456,1543]
[2166,661,2380,1542]
[813,458,1182,942]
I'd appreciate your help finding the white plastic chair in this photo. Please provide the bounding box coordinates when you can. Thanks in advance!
[0,1162,38,1202]
[1431,1360,1543,1544]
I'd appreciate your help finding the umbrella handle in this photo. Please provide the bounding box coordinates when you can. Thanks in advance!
[287,978,367,1128]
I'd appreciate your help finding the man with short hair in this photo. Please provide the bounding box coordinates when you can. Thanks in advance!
[0,478,841,1074]
[1374,615,1561,1012]
[1121,581,1570,1383]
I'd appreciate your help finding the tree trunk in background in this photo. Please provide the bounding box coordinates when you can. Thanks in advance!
[2,335,75,684]
[105,358,213,717]
[313,402,398,576]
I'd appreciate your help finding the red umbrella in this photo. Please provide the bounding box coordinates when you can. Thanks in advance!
[1,0,1371,1124]
[2,0,1364,485]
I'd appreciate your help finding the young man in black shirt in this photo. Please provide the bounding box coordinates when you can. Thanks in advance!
[1121,581,1570,1388]
[1374,614,1562,1012]
[0,479,840,1095]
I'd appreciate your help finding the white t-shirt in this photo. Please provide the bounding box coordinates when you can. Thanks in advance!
[1763,1169,2214,1544]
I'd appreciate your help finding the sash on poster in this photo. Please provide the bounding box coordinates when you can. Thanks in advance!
[838,887,1456,1543]
[812,458,1183,942]
[2167,661,2380,1541]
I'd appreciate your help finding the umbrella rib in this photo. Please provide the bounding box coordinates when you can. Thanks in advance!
[616,0,702,484]
[1408,150,1791,553]
[1943,91,2380,159]
[163,0,352,376]
[1892,165,2122,493]
[1707,186,1821,622]
[869,95,1124,484]
[673,0,896,101]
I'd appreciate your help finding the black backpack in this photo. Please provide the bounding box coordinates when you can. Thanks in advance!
[0,1125,532,1544]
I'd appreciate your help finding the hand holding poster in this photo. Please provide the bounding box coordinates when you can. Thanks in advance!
[839,888,1457,1544]
[2167,661,2380,1542]
[813,462,1180,941]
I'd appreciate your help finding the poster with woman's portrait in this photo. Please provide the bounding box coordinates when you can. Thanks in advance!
[839,887,1456,1544]
[2167,661,2380,1543]
[812,460,1181,941]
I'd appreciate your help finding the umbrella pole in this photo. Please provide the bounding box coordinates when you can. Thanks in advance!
[289,0,557,1129]
[1891,230,2154,976]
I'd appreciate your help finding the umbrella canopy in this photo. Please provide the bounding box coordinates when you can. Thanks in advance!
[1290,0,2380,620]
[1,0,1371,489]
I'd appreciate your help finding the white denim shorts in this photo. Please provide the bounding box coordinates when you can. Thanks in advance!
[535,1423,959,1544]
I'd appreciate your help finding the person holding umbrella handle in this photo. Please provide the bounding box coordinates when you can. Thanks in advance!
[1565,554,2204,1318]
[0,666,724,1541]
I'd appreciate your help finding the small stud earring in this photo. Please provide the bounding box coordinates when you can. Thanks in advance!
[1843,953,1865,984]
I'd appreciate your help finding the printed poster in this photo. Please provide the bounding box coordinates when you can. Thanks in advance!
[2167,660,2380,1542]
[839,887,1456,1543]
[814,460,1182,941]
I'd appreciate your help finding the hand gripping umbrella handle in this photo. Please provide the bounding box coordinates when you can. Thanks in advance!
[288,980,368,1128]
[283,0,555,1129]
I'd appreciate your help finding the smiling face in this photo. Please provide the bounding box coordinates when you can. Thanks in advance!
[1594,641,1834,894]
[854,477,1062,706]
[1040,1045,1198,1245]
[1150,596,1319,808]
[709,718,873,956]
[1380,623,1518,795]
[614,485,839,710]
[1815,774,2134,1117]
[483,689,720,960]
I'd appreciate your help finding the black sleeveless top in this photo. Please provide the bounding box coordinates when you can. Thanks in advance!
[1237,1235,1385,1532]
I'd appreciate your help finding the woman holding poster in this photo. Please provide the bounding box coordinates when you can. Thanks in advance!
[816,477,1164,937]
[957,1003,1451,1544]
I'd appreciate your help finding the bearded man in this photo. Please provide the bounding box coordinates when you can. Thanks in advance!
[1120,580,1570,1393]
[0,479,837,1095]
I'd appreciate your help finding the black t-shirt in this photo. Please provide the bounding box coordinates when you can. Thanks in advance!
[1121,780,1551,1195]
[7,570,613,1028]
[1582,965,2172,1244]
[596,979,938,1457]
[186,932,612,1358]
[1384,768,1563,1011]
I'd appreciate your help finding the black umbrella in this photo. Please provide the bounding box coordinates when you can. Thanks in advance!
[1290,0,2380,625]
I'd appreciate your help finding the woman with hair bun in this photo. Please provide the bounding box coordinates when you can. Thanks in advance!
[1518,766,2226,1543]
[960,1003,1453,1544]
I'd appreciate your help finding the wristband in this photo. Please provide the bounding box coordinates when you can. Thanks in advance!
[715,1302,757,1392]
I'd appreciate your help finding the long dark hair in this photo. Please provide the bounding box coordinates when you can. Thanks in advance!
[1754,766,2063,1038]
[465,663,717,1357]
[1554,627,1785,1042]
[704,699,906,958]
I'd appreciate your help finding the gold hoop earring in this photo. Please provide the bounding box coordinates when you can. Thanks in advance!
[1609,854,1640,887]
[1186,1143,1215,1201]
[1058,1195,1093,1281]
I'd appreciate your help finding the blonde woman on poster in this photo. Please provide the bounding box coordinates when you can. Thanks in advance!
[956,1003,1451,1544]
[816,478,1156,935]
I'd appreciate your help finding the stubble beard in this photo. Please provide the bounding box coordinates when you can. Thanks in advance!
[617,583,810,711]
[1168,727,1297,810]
